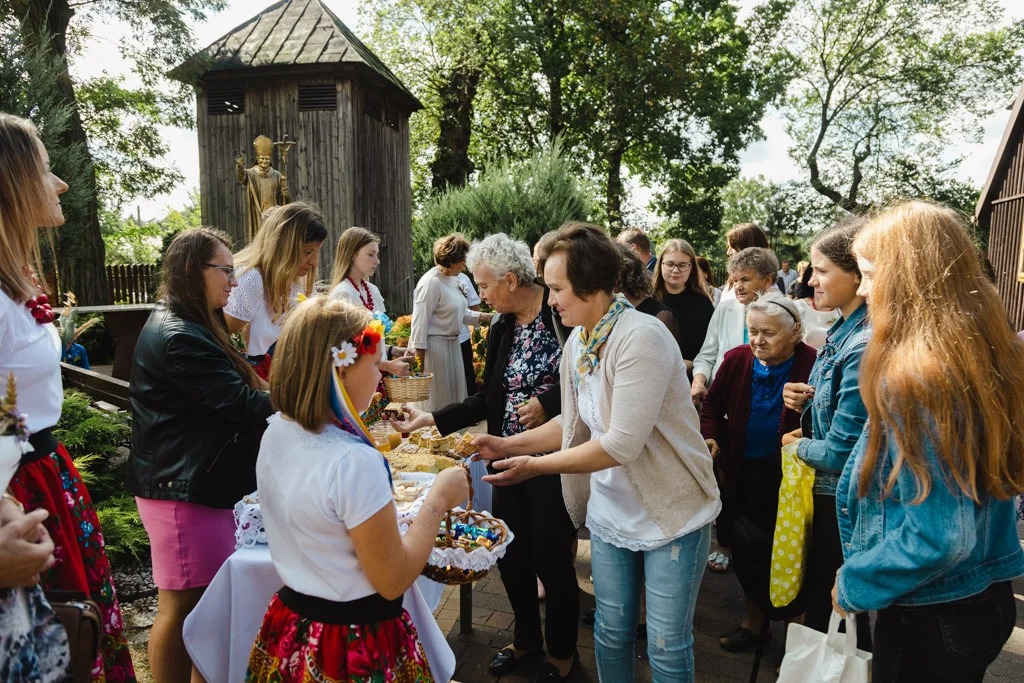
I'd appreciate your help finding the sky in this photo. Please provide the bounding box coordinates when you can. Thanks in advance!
[72,0,1024,221]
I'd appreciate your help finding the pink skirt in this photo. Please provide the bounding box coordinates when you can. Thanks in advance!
[136,497,236,590]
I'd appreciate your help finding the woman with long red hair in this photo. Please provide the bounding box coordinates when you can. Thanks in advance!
[832,200,1024,681]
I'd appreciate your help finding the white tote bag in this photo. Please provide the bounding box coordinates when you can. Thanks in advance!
[778,611,872,683]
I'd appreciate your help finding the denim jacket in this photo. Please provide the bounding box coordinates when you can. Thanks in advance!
[797,303,870,495]
[836,423,1024,613]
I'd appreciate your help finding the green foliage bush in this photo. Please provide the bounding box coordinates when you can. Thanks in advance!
[413,141,594,276]
[56,390,146,563]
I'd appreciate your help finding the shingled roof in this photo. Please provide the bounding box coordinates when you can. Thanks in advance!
[171,0,421,112]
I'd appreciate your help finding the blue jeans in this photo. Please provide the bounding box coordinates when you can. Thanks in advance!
[591,523,711,682]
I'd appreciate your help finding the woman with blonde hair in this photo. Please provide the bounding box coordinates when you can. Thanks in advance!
[831,201,1024,681]
[651,239,714,370]
[224,202,327,379]
[0,112,135,681]
[410,234,491,411]
[328,226,412,377]
[246,296,469,682]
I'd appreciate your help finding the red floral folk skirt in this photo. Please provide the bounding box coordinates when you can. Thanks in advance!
[8,444,136,683]
[245,593,435,683]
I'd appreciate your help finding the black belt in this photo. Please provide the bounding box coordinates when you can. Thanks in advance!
[21,428,58,466]
[277,586,403,626]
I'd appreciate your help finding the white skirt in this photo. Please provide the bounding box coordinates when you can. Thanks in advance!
[415,334,467,412]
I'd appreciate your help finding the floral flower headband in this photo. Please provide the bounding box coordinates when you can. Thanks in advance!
[331,320,385,367]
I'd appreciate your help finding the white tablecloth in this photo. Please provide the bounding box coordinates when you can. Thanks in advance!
[183,546,452,682]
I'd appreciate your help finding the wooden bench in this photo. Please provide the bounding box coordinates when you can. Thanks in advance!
[60,363,131,411]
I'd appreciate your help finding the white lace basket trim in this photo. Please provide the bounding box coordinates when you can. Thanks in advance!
[427,508,515,573]
[233,492,266,549]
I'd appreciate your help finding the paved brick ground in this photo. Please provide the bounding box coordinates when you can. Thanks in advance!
[439,527,1024,682]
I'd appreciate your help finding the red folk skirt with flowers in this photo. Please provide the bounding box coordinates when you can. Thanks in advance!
[8,445,136,683]
[245,593,434,683]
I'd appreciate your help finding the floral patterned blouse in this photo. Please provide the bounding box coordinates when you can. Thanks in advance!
[502,315,562,437]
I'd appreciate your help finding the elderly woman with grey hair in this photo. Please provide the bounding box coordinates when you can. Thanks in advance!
[392,233,577,680]
[691,246,780,574]
[700,292,815,651]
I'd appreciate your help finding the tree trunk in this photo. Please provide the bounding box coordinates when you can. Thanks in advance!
[430,63,482,191]
[20,0,110,304]
[605,145,625,232]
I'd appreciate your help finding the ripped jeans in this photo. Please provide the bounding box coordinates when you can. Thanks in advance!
[591,523,711,682]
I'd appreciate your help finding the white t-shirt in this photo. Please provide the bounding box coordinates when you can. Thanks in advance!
[570,331,719,551]
[0,291,62,432]
[256,414,395,601]
[794,298,839,350]
[329,278,386,315]
[456,273,481,344]
[224,269,302,356]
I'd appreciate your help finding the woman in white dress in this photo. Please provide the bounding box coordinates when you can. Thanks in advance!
[328,226,412,378]
[410,235,491,411]
[224,202,326,380]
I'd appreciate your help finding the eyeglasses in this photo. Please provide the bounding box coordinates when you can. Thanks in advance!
[204,263,236,279]
[662,262,692,272]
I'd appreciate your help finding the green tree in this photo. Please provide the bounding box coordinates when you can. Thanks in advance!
[413,141,593,274]
[2,0,225,303]
[102,188,202,265]
[780,0,1024,212]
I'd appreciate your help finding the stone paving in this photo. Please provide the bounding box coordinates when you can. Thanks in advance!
[439,529,1024,683]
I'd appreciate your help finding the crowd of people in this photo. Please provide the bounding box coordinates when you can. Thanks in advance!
[3,107,1024,683]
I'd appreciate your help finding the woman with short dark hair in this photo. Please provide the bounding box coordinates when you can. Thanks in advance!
[129,227,273,682]
[410,234,492,411]
[475,222,720,682]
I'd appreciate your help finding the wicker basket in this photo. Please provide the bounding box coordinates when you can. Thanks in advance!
[423,468,510,585]
[383,373,433,403]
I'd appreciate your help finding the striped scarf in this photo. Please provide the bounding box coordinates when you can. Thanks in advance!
[576,293,633,378]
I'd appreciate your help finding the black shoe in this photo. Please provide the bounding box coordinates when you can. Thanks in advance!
[581,608,596,627]
[718,625,768,653]
[534,652,580,682]
[489,646,543,676]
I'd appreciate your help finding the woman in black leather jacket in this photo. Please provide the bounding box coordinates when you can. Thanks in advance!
[127,227,272,683]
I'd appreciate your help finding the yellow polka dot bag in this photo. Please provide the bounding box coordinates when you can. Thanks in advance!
[770,441,815,608]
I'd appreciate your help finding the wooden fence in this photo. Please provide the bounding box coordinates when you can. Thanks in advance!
[106,264,156,304]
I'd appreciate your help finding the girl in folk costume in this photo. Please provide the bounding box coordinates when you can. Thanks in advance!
[224,202,327,380]
[246,296,469,682]
[0,113,135,681]
[328,226,413,379]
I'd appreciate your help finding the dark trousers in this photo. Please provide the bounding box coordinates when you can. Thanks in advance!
[803,493,872,650]
[872,581,1015,682]
[493,472,580,658]
[460,339,476,395]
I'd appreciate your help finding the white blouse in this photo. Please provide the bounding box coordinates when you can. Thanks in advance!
[224,268,302,356]
[692,296,747,383]
[571,332,718,552]
[456,273,481,344]
[329,278,386,315]
[0,291,62,432]
[256,415,395,601]
[794,298,839,350]
[410,268,480,350]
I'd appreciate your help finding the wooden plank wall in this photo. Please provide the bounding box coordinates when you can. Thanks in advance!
[197,74,413,311]
[353,87,415,315]
[987,133,1024,332]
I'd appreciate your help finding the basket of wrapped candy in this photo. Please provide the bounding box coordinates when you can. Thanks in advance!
[422,467,513,585]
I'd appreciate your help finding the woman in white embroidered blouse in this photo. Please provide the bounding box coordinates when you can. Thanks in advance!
[0,112,134,680]
[328,226,412,377]
[224,202,327,379]
[474,223,720,683]
[410,234,491,411]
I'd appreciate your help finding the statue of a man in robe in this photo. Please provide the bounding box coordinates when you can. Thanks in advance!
[235,135,290,240]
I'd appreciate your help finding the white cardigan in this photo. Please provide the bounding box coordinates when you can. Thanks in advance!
[692,296,747,383]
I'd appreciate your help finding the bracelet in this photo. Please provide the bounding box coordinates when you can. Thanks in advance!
[2,492,24,512]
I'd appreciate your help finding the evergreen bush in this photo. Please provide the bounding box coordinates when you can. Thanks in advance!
[413,141,594,276]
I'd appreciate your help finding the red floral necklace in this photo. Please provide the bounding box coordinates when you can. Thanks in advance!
[348,277,374,312]
[26,293,55,324]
